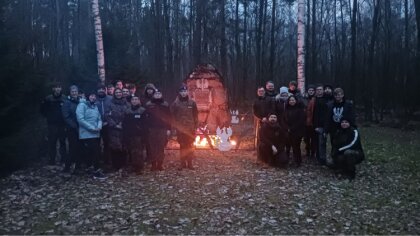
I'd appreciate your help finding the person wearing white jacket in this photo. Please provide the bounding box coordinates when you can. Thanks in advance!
[76,90,106,179]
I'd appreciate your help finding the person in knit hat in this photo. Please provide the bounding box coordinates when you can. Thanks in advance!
[331,117,364,179]
[170,85,198,170]
[258,113,288,167]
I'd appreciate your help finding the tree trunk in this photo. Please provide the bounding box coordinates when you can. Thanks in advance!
[269,0,276,81]
[311,0,316,82]
[349,0,357,99]
[297,0,306,92]
[92,0,106,84]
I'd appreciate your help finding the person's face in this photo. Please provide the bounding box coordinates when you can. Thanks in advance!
[307,88,315,96]
[154,92,163,99]
[266,83,275,92]
[257,88,265,97]
[97,88,106,96]
[315,87,324,97]
[107,86,114,95]
[115,82,123,89]
[268,114,277,123]
[334,91,344,102]
[129,88,136,95]
[288,97,297,106]
[324,87,332,95]
[114,90,123,99]
[122,88,130,97]
[88,94,96,103]
[131,97,140,106]
[52,86,62,95]
[70,88,78,98]
[146,88,154,95]
[79,93,85,99]
[341,120,350,129]
[179,90,188,98]
[280,92,289,100]
[289,84,296,91]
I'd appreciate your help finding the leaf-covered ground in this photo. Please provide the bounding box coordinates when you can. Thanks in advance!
[0,126,419,235]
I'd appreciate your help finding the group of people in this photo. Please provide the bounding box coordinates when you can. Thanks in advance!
[40,81,198,179]
[254,81,365,179]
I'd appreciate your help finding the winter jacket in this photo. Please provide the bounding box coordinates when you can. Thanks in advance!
[62,96,79,130]
[105,97,129,150]
[284,103,306,138]
[331,127,365,161]
[288,89,304,104]
[259,122,287,147]
[40,93,66,126]
[170,96,198,134]
[265,90,278,98]
[252,96,275,120]
[325,99,356,134]
[123,105,148,140]
[76,101,102,139]
[146,99,171,130]
[312,96,328,128]
[95,95,112,120]
[142,83,157,105]
[305,96,315,126]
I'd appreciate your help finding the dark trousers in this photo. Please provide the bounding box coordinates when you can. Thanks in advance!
[47,125,66,164]
[304,125,316,156]
[258,142,288,167]
[289,135,303,165]
[314,129,327,165]
[81,138,100,170]
[178,132,195,164]
[126,137,144,171]
[111,149,127,170]
[100,127,111,164]
[333,150,363,178]
[65,128,81,169]
[149,129,167,162]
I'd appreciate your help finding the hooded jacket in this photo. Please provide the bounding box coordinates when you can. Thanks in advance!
[170,95,198,134]
[331,126,365,161]
[142,83,157,104]
[284,102,306,138]
[62,96,79,130]
[40,93,66,126]
[326,99,355,134]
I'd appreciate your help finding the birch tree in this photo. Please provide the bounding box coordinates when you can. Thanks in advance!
[297,0,306,92]
[92,0,106,84]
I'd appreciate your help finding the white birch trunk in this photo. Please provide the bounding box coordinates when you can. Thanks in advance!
[297,0,306,92]
[92,0,106,84]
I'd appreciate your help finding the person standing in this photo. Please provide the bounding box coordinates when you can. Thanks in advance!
[170,85,198,170]
[312,84,328,165]
[40,82,66,165]
[304,85,316,158]
[61,85,81,172]
[146,90,171,171]
[95,85,112,165]
[123,96,148,174]
[265,81,278,98]
[106,84,115,96]
[284,95,306,167]
[106,88,129,173]
[76,90,106,179]
[325,88,356,140]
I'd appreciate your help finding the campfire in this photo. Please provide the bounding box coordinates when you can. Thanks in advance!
[193,125,236,151]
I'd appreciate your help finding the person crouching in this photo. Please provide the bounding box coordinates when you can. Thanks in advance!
[123,96,148,175]
[331,117,365,179]
[145,89,171,171]
[258,113,288,167]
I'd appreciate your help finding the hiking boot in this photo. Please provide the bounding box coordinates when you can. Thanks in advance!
[93,169,107,180]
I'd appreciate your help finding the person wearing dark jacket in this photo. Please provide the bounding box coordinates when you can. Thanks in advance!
[323,84,334,104]
[170,85,198,170]
[105,88,129,172]
[284,95,306,167]
[331,117,365,179]
[265,81,278,98]
[141,83,157,162]
[123,96,148,174]
[146,90,171,171]
[61,85,81,172]
[40,83,66,165]
[258,113,288,167]
[325,88,356,139]
[288,81,304,103]
[95,85,112,165]
[252,87,275,162]
[312,84,328,165]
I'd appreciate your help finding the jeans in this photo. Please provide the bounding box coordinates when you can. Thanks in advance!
[47,125,66,164]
